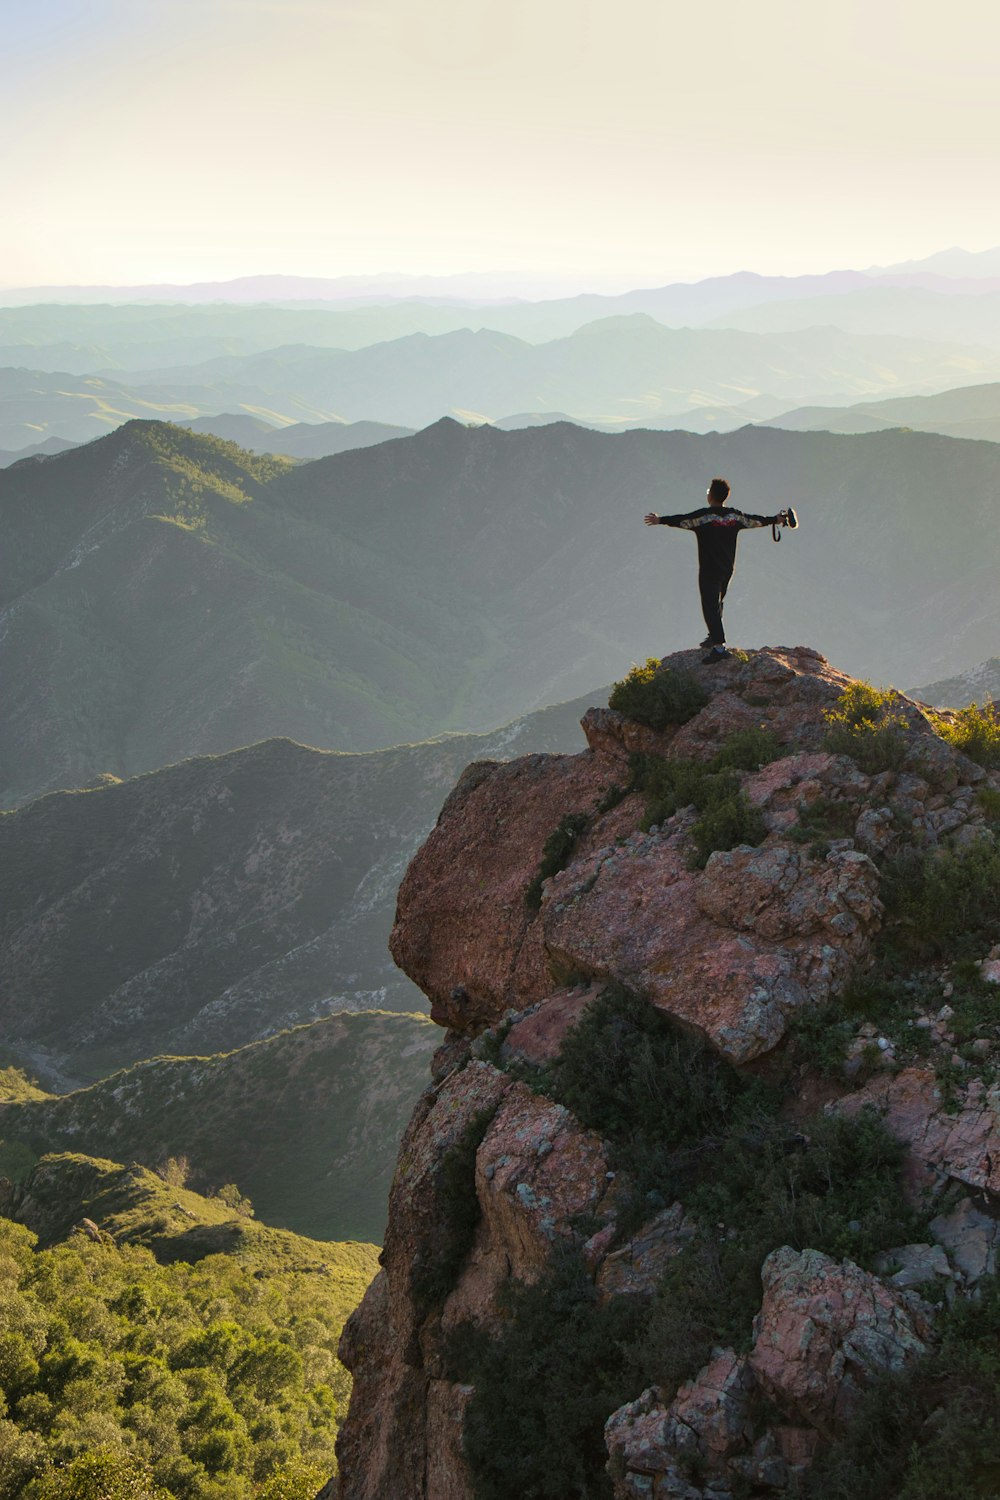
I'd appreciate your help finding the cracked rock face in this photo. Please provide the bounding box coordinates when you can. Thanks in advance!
[749,1247,932,1434]
[833,1068,1000,1197]
[389,752,622,1032]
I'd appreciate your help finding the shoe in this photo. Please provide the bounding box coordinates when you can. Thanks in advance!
[701,647,731,665]
[698,636,712,648]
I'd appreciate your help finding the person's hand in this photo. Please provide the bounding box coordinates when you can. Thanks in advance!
[644,512,660,526]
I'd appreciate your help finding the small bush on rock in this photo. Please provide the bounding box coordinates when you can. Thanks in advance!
[931,701,1000,769]
[823,681,909,774]
[525,812,590,910]
[880,838,1000,961]
[609,660,708,730]
[789,794,858,854]
[450,1248,648,1500]
[548,986,751,1155]
[630,754,766,868]
[635,1108,923,1394]
[710,725,781,771]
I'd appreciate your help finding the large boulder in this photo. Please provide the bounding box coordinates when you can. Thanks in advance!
[748,1246,932,1434]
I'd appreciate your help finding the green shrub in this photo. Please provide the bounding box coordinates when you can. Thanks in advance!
[931,701,1000,769]
[213,1184,254,1218]
[689,793,767,869]
[635,1109,922,1394]
[451,1248,648,1500]
[547,986,752,1157]
[805,1274,1000,1500]
[944,961,1000,1045]
[23,1447,172,1500]
[880,838,1000,961]
[709,726,781,771]
[525,812,590,911]
[789,794,858,854]
[537,987,789,1234]
[823,682,909,774]
[630,755,766,868]
[608,660,708,730]
[978,787,1000,825]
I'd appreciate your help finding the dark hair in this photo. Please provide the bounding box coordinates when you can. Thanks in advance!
[708,477,730,503]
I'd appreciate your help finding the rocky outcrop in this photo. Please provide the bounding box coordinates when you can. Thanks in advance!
[391,646,990,1063]
[603,1249,933,1498]
[336,1060,617,1499]
[748,1247,932,1433]
[338,646,1000,1499]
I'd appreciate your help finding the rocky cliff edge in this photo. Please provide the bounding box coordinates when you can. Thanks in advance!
[332,646,1000,1500]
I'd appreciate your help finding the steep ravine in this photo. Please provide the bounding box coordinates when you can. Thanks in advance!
[329,647,1000,1500]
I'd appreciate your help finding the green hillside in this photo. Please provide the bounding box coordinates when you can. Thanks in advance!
[0,1012,436,1244]
[0,1152,376,1499]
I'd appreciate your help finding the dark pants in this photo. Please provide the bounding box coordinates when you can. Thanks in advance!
[699,568,731,646]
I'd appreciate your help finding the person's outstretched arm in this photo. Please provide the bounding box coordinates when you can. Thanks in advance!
[643,509,708,528]
[734,507,793,530]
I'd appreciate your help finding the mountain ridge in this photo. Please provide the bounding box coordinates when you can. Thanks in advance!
[6,417,1000,806]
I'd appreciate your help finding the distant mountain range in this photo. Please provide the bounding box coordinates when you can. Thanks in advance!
[911,656,1000,708]
[0,434,77,467]
[706,285,1000,348]
[177,413,414,457]
[5,317,999,449]
[761,381,1000,442]
[4,418,1000,810]
[109,319,1000,430]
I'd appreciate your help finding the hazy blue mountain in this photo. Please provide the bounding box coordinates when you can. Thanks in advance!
[178,414,415,458]
[14,317,1000,448]
[5,417,1000,809]
[910,657,1000,707]
[0,434,78,467]
[763,381,1000,441]
[121,317,1000,429]
[869,245,1000,279]
[706,286,1000,346]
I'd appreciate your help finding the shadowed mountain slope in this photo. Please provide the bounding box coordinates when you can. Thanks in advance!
[0,692,602,1079]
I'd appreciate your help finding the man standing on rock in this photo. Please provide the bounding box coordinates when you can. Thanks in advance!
[644,478,794,664]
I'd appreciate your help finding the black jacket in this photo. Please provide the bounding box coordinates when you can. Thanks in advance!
[657,505,780,576]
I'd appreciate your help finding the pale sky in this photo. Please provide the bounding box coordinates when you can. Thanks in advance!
[4,0,1000,290]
